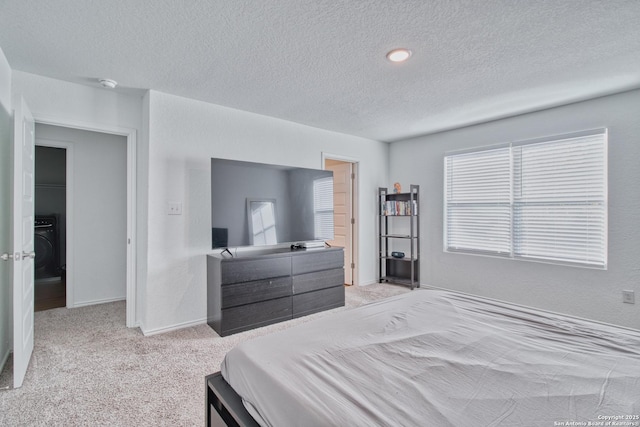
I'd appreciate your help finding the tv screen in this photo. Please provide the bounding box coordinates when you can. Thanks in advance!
[211,158,334,249]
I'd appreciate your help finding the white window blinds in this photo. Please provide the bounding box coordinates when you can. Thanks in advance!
[445,147,512,255]
[513,134,607,266]
[444,130,607,268]
[313,177,334,240]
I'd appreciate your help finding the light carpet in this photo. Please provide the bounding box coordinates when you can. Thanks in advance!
[0,283,409,426]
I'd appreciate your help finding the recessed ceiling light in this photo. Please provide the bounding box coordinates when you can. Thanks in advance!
[386,48,412,63]
[98,78,117,89]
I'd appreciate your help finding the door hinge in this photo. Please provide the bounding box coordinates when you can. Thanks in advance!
[351,173,355,180]
[350,218,355,225]
[351,262,355,269]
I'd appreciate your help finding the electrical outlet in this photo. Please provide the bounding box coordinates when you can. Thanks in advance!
[167,202,182,215]
[622,290,635,304]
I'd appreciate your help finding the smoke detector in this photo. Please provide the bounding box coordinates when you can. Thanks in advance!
[98,78,118,89]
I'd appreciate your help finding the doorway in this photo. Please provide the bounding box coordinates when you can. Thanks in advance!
[1,117,136,390]
[35,124,128,313]
[324,156,358,286]
[34,145,66,311]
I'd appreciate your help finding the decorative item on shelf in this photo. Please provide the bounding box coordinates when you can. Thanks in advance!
[391,251,405,259]
[393,182,402,193]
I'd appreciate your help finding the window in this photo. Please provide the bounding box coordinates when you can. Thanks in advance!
[444,129,607,268]
[313,176,334,240]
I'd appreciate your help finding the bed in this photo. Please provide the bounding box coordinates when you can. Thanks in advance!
[206,289,640,426]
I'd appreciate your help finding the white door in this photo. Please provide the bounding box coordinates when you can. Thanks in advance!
[326,161,353,285]
[12,97,35,388]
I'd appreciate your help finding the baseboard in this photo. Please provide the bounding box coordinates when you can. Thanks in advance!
[344,279,426,288]
[140,317,207,337]
[360,280,425,288]
[71,296,125,308]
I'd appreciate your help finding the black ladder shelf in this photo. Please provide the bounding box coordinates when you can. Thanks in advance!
[378,185,420,289]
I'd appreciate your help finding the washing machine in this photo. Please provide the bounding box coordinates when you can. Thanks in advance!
[34,216,60,280]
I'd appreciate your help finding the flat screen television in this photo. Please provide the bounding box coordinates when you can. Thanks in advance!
[211,158,334,249]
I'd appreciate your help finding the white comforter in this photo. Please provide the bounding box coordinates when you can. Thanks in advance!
[221,290,640,426]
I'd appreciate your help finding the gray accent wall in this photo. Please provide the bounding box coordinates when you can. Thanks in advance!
[389,89,640,330]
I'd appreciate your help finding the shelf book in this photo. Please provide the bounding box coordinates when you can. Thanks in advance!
[381,199,418,216]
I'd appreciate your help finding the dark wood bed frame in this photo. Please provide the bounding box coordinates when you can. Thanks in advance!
[206,372,260,427]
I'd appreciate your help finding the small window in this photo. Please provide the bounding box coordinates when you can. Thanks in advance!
[444,129,607,268]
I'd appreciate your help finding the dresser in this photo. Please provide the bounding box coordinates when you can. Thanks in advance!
[207,247,344,336]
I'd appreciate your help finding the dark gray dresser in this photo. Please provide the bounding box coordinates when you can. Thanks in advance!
[207,247,344,336]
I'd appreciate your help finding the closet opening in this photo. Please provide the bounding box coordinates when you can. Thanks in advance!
[34,145,66,311]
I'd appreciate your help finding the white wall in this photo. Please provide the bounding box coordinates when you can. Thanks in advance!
[389,89,640,330]
[12,71,145,319]
[9,70,390,334]
[11,71,143,132]
[11,65,637,335]
[0,47,10,110]
[142,90,389,334]
[36,124,127,306]
[0,46,13,371]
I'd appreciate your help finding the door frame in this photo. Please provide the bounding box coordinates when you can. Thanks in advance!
[321,153,359,286]
[33,114,137,328]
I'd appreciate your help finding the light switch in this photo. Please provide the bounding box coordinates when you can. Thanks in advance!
[167,202,182,215]
[622,290,635,304]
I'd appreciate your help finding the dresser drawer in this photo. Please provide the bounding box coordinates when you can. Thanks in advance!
[291,250,343,275]
[222,276,292,309]
[293,286,344,318]
[292,268,344,294]
[221,296,292,336]
[221,256,291,284]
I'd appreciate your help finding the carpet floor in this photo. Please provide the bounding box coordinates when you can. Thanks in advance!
[0,283,409,426]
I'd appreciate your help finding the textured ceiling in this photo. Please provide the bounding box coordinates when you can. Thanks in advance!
[1,0,639,142]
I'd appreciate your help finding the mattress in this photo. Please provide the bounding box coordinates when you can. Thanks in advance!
[221,289,640,426]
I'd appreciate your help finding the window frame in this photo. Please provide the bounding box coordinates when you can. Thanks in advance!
[444,129,608,269]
